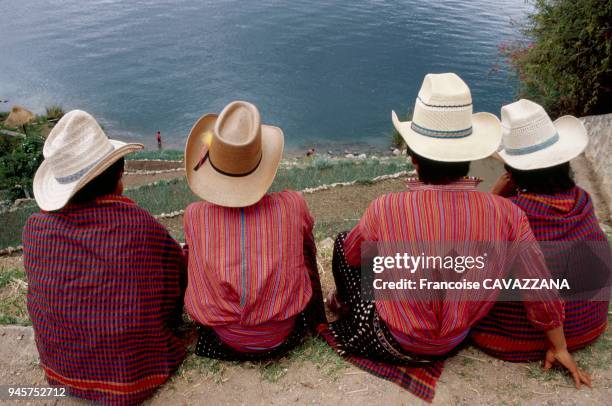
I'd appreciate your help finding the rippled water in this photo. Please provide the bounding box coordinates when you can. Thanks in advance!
[0,0,529,150]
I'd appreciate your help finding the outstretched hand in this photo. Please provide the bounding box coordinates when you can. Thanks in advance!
[544,347,592,389]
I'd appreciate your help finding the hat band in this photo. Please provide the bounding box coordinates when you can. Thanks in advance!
[411,122,472,139]
[208,152,263,177]
[504,132,559,156]
[54,145,115,184]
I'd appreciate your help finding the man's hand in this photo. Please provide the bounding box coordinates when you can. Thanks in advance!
[544,347,592,389]
[491,172,516,197]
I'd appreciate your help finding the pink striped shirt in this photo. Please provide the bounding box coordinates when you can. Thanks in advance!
[344,178,564,355]
[184,190,315,352]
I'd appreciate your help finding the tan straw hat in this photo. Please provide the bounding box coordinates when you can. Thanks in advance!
[392,73,502,162]
[185,101,284,207]
[497,99,588,170]
[33,110,143,211]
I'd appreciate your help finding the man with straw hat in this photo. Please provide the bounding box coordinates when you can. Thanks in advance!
[323,74,589,402]
[183,100,325,360]
[23,110,188,404]
[472,99,610,368]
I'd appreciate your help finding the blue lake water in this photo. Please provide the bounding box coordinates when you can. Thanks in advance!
[0,0,529,151]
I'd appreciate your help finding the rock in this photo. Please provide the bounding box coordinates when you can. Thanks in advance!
[327,150,334,155]
[318,237,334,251]
[392,148,401,156]
[345,153,355,159]
[401,149,407,155]
[357,153,367,159]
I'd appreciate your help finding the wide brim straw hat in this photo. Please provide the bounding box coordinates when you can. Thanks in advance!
[33,110,143,211]
[185,101,284,208]
[392,73,502,162]
[497,99,588,170]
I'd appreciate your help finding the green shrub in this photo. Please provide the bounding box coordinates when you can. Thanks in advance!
[0,134,44,200]
[390,109,412,149]
[45,105,65,121]
[503,0,611,117]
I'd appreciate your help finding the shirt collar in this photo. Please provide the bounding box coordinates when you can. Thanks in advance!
[405,176,482,192]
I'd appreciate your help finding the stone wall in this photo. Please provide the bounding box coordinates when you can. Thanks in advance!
[579,114,612,217]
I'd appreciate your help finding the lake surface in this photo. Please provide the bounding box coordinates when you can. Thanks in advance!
[0,0,529,151]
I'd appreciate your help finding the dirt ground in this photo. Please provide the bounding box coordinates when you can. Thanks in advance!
[1,156,610,405]
[0,323,609,406]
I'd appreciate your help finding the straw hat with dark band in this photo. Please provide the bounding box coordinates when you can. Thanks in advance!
[185,101,284,207]
[392,73,502,162]
[33,110,143,211]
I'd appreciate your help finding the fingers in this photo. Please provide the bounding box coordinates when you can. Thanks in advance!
[579,369,593,389]
[571,369,581,389]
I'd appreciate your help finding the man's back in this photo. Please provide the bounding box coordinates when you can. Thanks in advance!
[343,178,562,355]
[23,195,186,404]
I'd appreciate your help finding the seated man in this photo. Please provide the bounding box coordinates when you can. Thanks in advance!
[183,101,325,360]
[471,99,610,361]
[24,110,187,404]
[327,73,590,389]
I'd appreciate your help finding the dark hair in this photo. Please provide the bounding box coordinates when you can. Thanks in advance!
[407,147,470,184]
[505,162,574,195]
[69,158,125,204]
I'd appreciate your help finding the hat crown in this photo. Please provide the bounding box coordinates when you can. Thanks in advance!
[501,99,558,151]
[418,73,472,106]
[44,110,115,182]
[411,73,474,136]
[210,101,263,175]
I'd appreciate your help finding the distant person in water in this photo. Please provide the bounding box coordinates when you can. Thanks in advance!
[183,100,326,360]
[471,99,610,363]
[325,73,591,392]
[156,130,162,149]
[23,110,187,404]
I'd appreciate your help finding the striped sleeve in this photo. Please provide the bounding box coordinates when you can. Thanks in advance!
[344,198,380,267]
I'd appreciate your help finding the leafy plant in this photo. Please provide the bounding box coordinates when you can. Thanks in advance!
[0,134,44,200]
[501,0,611,117]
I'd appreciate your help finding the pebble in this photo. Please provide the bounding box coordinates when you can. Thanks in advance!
[345,154,354,159]
[357,153,367,159]
[392,148,401,156]
[318,237,334,251]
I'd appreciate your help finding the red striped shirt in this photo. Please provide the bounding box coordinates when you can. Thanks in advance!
[343,178,564,355]
[184,190,314,352]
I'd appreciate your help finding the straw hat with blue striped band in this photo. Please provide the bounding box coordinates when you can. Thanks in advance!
[392,73,501,162]
[33,110,143,211]
[497,99,587,170]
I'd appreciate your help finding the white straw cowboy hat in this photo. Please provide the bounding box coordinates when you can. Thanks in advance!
[392,73,502,162]
[497,99,588,170]
[185,101,284,207]
[33,110,143,211]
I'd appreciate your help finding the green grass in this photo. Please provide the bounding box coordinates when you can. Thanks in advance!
[174,336,347,384]
[127,149,184,161]
[0,158,408,248]
[45,105,65,121]
[0,205,38,248]
[0,267,29,325]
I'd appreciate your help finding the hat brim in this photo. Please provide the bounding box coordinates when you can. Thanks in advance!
[498,115,588,170]
[33,139,143,211]
[392,111,502,162]
[185,114,284,208]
